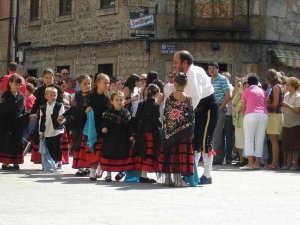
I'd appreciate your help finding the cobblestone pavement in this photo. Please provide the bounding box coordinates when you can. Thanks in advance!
[0,155,300,225]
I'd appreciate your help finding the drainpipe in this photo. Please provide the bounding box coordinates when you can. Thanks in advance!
[7,0,13,66]
[12,0,19,62]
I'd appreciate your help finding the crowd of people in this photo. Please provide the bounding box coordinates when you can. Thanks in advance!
[0,50,299,188]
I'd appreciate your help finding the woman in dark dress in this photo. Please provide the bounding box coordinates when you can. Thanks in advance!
[0,74,28,170]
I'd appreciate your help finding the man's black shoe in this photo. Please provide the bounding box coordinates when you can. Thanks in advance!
[198,175,212,185]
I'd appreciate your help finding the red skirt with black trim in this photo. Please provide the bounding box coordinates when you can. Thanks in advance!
[156,136,194,174]
[99,145,135,172]
[85,137,102,165]
[0,151,24,164]
[134,133,157,173]
[72,135,90,169]
[30,131,70,164]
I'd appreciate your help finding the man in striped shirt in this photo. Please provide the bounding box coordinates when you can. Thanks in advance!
[209,62,232,164]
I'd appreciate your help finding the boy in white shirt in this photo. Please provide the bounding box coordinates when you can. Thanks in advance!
[39,87,65,171]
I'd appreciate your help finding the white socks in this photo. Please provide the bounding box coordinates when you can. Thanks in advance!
[90,168,96,178]
[194,152,201,165]
[141,170,147,178]
[203,153,213,178]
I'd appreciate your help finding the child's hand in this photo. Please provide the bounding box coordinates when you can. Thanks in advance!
[30,114,37,121]
[102,127,108,133]
[57,115,64,123]
[39,134,43,140]
[86,107,92,113]
[130,136,135,142]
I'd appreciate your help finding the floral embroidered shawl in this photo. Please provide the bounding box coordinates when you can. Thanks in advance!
[162,94,194,147]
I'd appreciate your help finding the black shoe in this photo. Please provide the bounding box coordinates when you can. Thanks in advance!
[1,164,13,170]
[83,168,90,175]
[90,177,97,181]
[12,165,20,170]
[233,162,246,167]
[213,161,222,165]
[105,176,112,182]
[198,175,212,185]
[75,169,87,177]
[139,177,157,183]
[115,172,125,181]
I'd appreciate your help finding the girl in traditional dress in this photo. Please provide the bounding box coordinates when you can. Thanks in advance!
[100,91,135,182]
[87,73,110,181]
[157,73,195,187]
[59,75,92,176]
[134,84,162,183]
[0,74,28,170]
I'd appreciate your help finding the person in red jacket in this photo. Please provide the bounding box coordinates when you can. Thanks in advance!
[0,62,26,99]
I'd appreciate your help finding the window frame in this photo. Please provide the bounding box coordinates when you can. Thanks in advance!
[100,0,115,9]
[30,0,39,21]
[59,0,72,16]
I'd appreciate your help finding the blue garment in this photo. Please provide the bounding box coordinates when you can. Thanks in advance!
[182,162,199,187]
[39,138,56,172]
[124,170,141,182]
[83,109,97,153]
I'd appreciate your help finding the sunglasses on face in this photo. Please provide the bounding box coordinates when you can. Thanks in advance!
[63,73,68,75]
[168,76,174,79]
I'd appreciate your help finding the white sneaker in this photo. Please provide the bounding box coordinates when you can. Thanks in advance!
[239,165,254,170]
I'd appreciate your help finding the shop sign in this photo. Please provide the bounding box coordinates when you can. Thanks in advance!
[160,43,178,55]
[130,15,154,29]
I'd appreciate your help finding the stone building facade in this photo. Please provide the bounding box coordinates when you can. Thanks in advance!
[17,0,300,81]
[0,0,13,75]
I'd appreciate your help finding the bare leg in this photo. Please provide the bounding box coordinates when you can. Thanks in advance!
[270,134,279,168]
[247,156,254,168]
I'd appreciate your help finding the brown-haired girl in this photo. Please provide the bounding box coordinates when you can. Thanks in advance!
[157,73,195,187]
[100,91,135,182]
[0,74,28,170]
[59,75,92,176]
[133,84,162,183]
[87,73,110,181]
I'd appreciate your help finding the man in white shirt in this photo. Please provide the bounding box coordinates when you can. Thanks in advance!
[172,50,219,184]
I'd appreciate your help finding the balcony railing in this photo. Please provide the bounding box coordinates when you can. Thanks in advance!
[175,0,249,31]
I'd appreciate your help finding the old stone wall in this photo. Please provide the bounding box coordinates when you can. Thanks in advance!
[265,0,300,43]
[19,41,150,80]
[0,21,10,75]
[17,0,300,80]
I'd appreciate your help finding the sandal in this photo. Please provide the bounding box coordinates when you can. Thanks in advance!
[265,164,279,170]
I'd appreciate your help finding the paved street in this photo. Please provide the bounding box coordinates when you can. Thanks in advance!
[1,155,300,225]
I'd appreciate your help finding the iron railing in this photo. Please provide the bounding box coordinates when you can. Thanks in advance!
[175,0,249,31]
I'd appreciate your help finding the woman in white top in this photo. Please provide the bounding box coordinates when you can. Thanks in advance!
[282,77,300,170]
